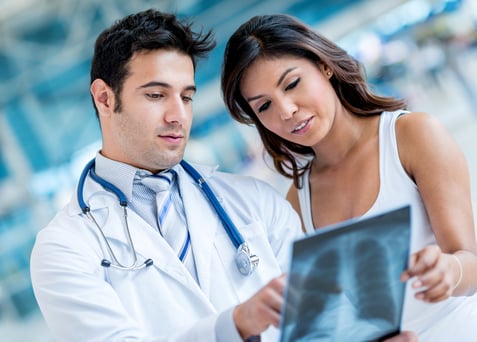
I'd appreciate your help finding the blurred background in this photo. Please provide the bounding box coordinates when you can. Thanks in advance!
[0,0,476,340]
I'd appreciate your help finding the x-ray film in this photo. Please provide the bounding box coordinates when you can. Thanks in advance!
[280,206,411,342]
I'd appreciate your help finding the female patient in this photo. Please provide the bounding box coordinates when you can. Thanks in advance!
[221,13,477,340]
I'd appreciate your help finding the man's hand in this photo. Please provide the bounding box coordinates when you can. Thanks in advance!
[233,274,286,339]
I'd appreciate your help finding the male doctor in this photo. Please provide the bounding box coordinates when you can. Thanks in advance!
[30,9,300,341]
[30,9,417,342]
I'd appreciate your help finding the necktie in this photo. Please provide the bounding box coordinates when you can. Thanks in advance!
[141,170,194,270]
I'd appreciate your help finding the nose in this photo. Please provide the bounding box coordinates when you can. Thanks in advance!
[278,98,297,121]
[164,96,188,124]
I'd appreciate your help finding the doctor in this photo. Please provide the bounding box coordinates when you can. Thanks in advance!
[30,9,301,341]
[30,8,417,342]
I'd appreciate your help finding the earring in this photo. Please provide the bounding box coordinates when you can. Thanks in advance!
[326,71,331,76]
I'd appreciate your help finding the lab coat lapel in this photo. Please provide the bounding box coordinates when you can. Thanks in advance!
[124,211,202,289]
[176,165,220,296]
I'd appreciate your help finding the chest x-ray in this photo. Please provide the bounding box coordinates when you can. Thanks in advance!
[280,206,411,342]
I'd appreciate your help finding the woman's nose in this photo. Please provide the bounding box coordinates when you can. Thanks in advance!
[279,99,297,121]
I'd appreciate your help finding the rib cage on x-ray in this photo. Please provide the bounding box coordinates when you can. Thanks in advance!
[280,206,410,342]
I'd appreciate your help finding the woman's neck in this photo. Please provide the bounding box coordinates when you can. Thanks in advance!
[311,112,379,170]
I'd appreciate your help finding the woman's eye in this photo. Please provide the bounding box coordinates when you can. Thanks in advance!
[258,101,271,113]
[285,78,300,91]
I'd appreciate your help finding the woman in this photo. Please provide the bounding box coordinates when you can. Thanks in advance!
[221,13,477,340]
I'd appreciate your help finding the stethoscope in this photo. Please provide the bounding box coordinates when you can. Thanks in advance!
[77,158,259,276]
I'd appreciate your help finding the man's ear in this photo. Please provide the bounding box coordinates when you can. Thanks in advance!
[90,79,115,117]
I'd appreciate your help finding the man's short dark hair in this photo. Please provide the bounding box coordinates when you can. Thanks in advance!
[90,9,215,115]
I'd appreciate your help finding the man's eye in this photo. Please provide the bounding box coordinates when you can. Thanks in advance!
[146,93,163,99]
[182,96,193,103]
[258,101,271,113]
[285,78,300,91]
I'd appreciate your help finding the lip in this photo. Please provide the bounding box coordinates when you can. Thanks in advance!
[291,117,313,134]
[158,133,184,144]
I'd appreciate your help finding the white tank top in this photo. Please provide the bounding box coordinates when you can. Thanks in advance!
[297,110,477,339]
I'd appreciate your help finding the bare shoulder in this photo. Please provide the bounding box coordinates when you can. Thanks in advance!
[395,111,443,134]
[396,111,456,150]
[395,111,465,177]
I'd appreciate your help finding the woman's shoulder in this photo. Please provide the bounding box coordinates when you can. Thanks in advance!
[395,111,449,143]
[395,110,435,122]
[394,110,461,176]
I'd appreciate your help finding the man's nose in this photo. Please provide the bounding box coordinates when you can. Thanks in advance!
[164,96,188,124]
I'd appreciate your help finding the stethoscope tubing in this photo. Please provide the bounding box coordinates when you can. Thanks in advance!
[76,158,258,274]
[179,160,245,249]
[77,159,152,270]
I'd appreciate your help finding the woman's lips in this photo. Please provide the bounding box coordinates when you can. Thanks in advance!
[291,117,313,134]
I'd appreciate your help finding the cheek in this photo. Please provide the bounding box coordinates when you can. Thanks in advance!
[257,115,284,135]
[117,113,148,143]
[309,82,334,106]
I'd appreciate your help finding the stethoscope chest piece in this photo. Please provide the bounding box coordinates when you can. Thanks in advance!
[235,243,259,276]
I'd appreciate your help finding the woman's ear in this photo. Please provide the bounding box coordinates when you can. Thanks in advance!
[320,64,332,78]
[90,79,115,117]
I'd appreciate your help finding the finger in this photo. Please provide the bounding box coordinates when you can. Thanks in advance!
[415,280,452,302]
[266,286,284,312]
[269,274,286,291]
[258,277,285,312]
[269,308,282,328]
[406,245,441,278]
[255,293,284,329]
[400,249,424,282]
[401,253,417,282]
[410,261,445,290]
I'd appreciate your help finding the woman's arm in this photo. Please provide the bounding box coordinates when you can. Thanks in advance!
[396,111,477,300]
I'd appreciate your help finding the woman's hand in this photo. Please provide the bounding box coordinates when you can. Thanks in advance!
[400,245,461,302]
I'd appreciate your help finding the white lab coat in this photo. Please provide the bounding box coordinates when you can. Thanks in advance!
[30,163,302,342]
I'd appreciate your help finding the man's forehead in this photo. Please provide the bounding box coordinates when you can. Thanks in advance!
[125,50,195,88]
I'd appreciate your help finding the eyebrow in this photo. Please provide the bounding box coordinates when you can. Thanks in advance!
[137,81,196,92]
[277,67,296,87]
[246,67,297,102]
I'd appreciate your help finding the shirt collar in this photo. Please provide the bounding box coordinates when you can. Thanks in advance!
[94,152,138,203]
[94,152,181,202]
